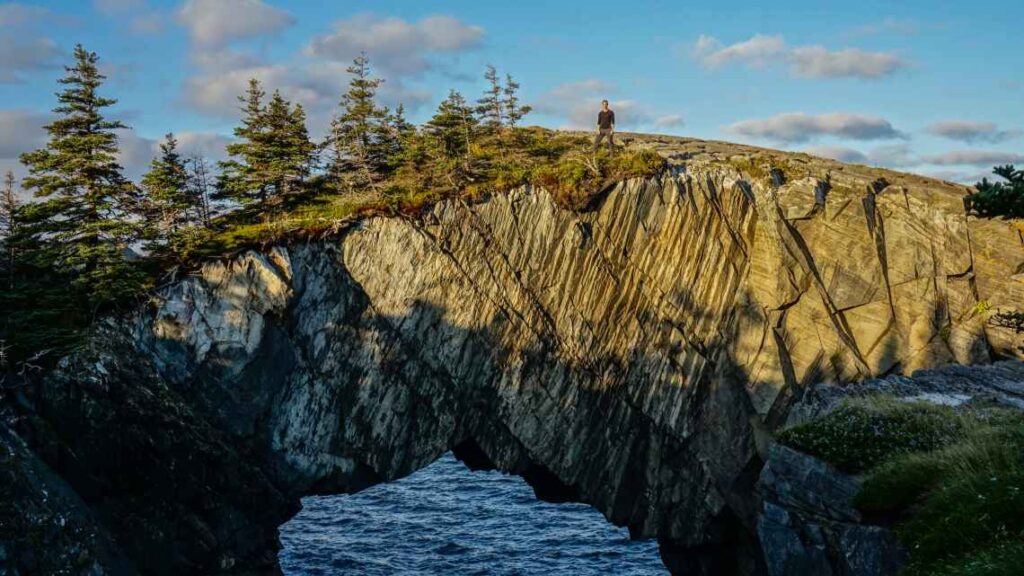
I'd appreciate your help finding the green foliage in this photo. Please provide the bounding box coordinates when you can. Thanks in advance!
[141,133,190,247]
[783,397,1024,576]
[15,44,148,310]
[776,398,964,473]
[919,541,1024,576]
[195,127,665,259]
[503,73,531,128]
[330,53,397,188]
[476,64,504,130]
[218,81,315,207]
[534,147,668,210]
[861,414,1024,575]
[423,90,479,186]
[1,171,17,288]
[968,165,1024,219]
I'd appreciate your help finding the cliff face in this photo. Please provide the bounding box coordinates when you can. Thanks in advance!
[7,136,1024,575]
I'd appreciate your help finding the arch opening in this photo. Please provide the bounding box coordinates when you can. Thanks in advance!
[279,451,666,575]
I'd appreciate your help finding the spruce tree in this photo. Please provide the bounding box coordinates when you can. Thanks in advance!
[425,90,478,184]
[219,83,315,209]
[503,73,531,128]
[331,53,395,187]
[263,93,314,200]
[477,64,504,130]
[141,133,190,246]
[218,78,269,205]
[17,44,146,308]
[384,103,415,168]
[970,165,1024,218]
[186,154,213,227]
[1,171,17,288]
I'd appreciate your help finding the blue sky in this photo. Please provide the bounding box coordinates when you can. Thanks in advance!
[1,0,1022,185]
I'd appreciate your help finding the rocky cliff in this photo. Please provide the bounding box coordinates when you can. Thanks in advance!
[5,135,1024,575]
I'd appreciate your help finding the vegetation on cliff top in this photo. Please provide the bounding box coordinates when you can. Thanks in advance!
[0,45,663,368]
[779,397,1024,576]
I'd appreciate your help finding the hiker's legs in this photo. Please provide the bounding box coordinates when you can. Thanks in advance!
[593,131,606,152]
[607,131,615,154]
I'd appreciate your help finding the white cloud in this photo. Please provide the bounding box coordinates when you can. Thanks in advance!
[94,0,166,34]
[804,145,868,164]
[925,121,1022,144]
[0,2,51,26]
[919,150,1024,167]
[545,79,615,102]
[691,34,907,79]
[865,143,916,168]
[179,12,478,128]
[305,14,483,76]
[788,47,904,79]
[178,0,294,48]
[0,36,61,83]
[654,114,685,129]
[692,34,787,69]
[804,143,916,168]
[727,112,905,143]
[534,80,683,131]
[922,169,997,185]
[116,129,234,180]
[0,4,64,83]
[0,109,50,158]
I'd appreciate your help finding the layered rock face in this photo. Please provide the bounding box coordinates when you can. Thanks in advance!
[7,136,1024,575]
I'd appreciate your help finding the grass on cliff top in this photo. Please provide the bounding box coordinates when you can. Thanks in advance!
[778,396,1024,576]
[178,128,665,261]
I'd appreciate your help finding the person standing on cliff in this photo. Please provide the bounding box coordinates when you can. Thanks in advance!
[593,100,615,154]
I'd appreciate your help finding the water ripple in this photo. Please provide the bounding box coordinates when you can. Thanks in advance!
[280,453,667,575]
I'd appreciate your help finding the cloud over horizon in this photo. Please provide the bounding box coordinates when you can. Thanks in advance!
[692,34,907,79]
[727,112,905,143]
[925,121,1022,144]
[0,3,65,83]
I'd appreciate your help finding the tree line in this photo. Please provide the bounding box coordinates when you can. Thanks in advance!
[0,45,535,364]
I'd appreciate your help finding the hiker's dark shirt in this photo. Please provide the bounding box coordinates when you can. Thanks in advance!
[598,110,615,130]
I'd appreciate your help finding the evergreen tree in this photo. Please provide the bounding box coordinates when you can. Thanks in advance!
[477,64,503,130]
[390,103,415,141]
[1,171,17,289]
[141,133,190,246]
[970,165,1024,218]
[503,73,531,128]
[261,91,315,202]
[384,103,415,168]
[17,44,146,308]
[218,82,315,209]
[218,78,269,205]
[425,90,478,184]
[186,154,214,226]
[330,53,396,187]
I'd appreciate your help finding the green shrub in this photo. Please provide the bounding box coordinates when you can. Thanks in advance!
[787,398,1024,575]
[777,398,964,473]
[918,540,1024,576]
[968,165,1024,219]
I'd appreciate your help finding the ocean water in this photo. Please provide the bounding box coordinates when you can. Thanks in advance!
[279,453,667,575]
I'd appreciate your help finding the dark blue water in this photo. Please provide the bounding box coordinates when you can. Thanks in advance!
[279,453,667,575]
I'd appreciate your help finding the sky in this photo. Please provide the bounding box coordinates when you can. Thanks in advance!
[1,0,1022,189]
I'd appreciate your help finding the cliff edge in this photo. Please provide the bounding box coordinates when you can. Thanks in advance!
[4,134,1024,575]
